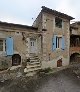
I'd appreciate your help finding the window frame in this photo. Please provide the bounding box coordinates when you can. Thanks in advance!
[56,36,62,49]
[0,39,6,52]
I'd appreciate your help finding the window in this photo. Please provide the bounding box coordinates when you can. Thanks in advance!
[15,32,21,35]
[0,40,3,51]
[52,35,65,51]
[55,17,62,28]
[56,37,62,49]
[0,39,5,51]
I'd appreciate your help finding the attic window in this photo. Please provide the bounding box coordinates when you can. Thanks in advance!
[55,17,62,28]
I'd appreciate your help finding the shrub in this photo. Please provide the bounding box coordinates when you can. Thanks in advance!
[0,60,8,71]
[37,67,52,76]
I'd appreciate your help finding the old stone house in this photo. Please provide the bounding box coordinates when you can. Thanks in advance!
[0,22,42,73]
[33,6,74,68]
[0,6,74,75]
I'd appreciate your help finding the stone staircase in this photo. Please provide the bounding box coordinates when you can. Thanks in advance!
[24,54,41,76]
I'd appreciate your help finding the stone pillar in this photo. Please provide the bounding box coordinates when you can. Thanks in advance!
[42,32,47,61]
[25,38,30,57]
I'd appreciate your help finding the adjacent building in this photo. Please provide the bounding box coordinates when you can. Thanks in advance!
[70,22,80,63]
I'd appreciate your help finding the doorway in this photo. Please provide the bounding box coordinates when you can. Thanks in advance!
[57,59,62,67]
[30,38,37,53]
[70,53,80,63]
[12,54,21,66]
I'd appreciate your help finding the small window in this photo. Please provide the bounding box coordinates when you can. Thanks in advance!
[52,35,65,51]
[15,32,21,35]
[0,39,5,51]
[56,37,62,49]
[31,42,32,46]
[55,17,62,28]
[0,40,3,51]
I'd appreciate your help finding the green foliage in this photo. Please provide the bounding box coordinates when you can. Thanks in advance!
[0,60,8,70]
[37,67,52,76]
[40,68,52,73]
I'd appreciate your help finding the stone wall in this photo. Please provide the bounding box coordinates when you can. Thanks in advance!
[41,12,70,68]
[0,25,41,68]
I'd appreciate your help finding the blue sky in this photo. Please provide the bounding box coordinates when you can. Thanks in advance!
[0,0,80,25]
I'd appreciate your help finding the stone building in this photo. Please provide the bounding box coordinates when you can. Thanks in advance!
[70,22,80,63]
[0,6,74,75]
[0,22,42,75]
[33,6,74,68]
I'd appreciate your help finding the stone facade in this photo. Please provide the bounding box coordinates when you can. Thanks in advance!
[33,6,74,68]
[0,6,74,72]
[70,22,80,63]
[0,23,42,70]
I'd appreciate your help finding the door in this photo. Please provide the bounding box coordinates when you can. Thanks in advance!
[12,54,21,66]
[57,59,62,67]
[30,38,37,53]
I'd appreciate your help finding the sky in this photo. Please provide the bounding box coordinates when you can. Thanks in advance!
[0,0,80,26]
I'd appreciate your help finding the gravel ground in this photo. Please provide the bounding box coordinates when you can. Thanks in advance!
[0,64,80,92]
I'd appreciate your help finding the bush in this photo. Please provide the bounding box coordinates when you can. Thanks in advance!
[0,60,8,71]
[37,67,52,76]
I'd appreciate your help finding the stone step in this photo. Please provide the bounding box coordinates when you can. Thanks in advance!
[30,59,40,62]
[24,67,41,73]
[27,61,41,65]
[29,53,37,57]
[27,64,41,69]
[29,56,39,59]
[25,72,36,76]
[30,57,39,60]
[24,55,41,76]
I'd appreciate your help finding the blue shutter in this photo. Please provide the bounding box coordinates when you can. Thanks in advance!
[62,36,65,50]
[6,37,14,55]
[52,35,56,51]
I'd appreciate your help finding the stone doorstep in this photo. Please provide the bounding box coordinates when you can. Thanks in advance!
[10,65,22,71]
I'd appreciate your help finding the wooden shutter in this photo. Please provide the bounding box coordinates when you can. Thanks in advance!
[6,37,14,55]
[62,36,65,50]
[52,35,56,51]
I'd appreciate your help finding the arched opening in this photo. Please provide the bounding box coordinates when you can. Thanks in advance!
[12,54,21,66]
[70,53,80,63]
[57,58,62,67]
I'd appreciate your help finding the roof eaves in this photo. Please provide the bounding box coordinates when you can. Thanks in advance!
[0,21,38,30]
[41,6,74,20]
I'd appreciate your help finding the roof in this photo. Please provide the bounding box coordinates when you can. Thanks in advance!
[41,6,74,20]
[70,26,78,30]
[0,21,38,30]
[71,21,80,25]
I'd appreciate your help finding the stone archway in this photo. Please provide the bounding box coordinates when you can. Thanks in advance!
[70,53,80,63]
[12,54,21,66]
